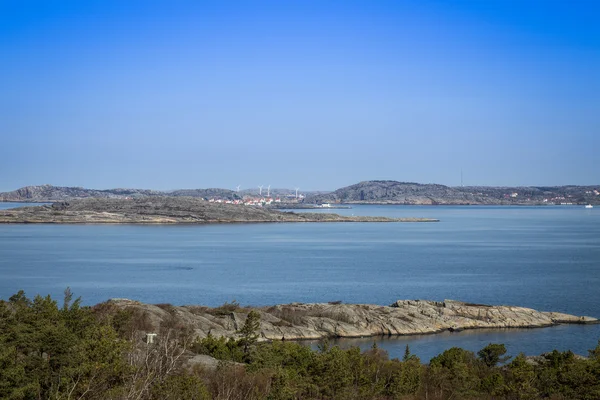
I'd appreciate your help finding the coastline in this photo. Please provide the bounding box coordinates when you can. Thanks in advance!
[0,198,439,224]
[106,299,598,342]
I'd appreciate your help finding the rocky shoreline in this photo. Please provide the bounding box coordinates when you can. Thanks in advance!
[106,299,598,342]
[0,197,437,224]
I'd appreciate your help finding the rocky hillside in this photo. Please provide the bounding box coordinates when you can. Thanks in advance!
[305,180,600,205]
[3,182,598,205]
[106,299,597,342]
[0,184,323,203]
[0,185,241,202]
[0,197,437,223]
[169,188,240,199]
[306,181,481,205]
[0,184,163,202]
[455,185,600,205]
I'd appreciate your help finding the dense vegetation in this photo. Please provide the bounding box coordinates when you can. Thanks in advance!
[1,291,599,399]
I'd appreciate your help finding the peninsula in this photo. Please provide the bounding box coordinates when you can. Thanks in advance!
[0,197,437,224]
[107,298,598,342]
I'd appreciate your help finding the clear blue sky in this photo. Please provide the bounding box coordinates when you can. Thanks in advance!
[1,0,598,191]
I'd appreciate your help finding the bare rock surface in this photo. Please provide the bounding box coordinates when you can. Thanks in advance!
[0,184,163,202]
[185,354,244,371]
[305,180,600,205]
[106,299,598,342]
[0,197,437,223]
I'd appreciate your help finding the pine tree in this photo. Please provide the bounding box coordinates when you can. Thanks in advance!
[403,344,412,362]
[237,310,260,357]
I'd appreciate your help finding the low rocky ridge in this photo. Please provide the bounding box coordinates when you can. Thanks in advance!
[106,299,597,342]
[0,197,437,223]
[307,181,470,205]
[304,180,600,205]
[3,182,599,205]
[0,184,242,202]
[0,184,164,202]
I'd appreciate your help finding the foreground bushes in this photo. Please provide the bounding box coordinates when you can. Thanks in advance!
[1,291,599,399]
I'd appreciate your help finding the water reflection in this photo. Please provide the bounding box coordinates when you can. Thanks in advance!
[303,324,600,362]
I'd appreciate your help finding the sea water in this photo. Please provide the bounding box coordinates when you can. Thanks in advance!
[1,204,598,360]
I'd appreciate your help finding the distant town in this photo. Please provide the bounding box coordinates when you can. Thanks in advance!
[207,192,306,207]
[495,188,600,205]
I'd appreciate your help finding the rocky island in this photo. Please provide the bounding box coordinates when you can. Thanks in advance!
[107,299,598,342]
[0,197,437,224]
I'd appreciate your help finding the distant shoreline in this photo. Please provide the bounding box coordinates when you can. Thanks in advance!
[0,197,439,224]
[2,181,598,206]
[0,199,592,207]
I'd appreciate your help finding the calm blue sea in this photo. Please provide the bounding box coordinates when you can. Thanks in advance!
[1,203,599,360]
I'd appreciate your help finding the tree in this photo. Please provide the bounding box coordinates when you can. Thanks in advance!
[313,345,353,398]
[389,357,422,398]
[0,290,129,399]
[403,344,418,362]
[238,310,261,358]
[589,340,600,360]
[505,353,539,399]
[150,373,210,400]
[429,347,479,398]
[478,343,511,367]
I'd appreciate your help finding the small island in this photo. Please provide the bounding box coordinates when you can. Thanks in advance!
[0,197,438,224]
[108,298,598,342]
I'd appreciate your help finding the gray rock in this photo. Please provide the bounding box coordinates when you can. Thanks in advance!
[0,197,437,224]
[106,299,598,342]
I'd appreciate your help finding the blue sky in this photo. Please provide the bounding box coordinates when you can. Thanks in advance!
[1,0,598,191]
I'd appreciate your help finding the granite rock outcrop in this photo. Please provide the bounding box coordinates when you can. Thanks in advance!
[0,197,437,223]
[106,299,597,342]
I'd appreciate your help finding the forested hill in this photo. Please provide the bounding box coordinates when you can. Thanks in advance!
[304,180,600,205]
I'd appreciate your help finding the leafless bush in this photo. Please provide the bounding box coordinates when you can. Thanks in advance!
[92,303,154,339]
[201,362,271,400]
[207,300,248,316]
[122,326,193,400]
[155,303,176,313]
[187,305,210,315]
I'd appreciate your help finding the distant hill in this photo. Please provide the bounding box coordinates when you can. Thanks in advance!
[305,180,478,205]
[2,182,598,205]
[0,185,324,202]
[305,180,600,205]
[0,185,244,202]
[170,188,240,199]
[0,185,163,202]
